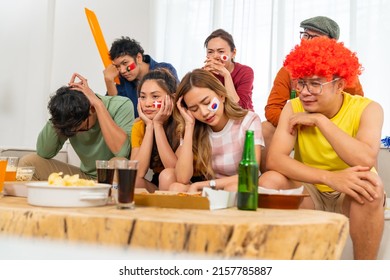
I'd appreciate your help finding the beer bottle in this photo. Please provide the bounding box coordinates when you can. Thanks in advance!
[237,130,258,210]
[290,89,297,99]
[290,79,297,99]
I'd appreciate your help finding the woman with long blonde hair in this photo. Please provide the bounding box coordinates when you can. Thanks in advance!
[161,69,263,192]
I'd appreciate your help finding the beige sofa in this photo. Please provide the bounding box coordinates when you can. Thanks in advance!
[378,147,390,194]
[0,142,80,167]
[341,147,390,259]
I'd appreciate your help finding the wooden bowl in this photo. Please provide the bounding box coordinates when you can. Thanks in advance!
[258,193,308,209]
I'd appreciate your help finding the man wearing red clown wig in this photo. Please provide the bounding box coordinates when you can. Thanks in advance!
[260,16,365,174]
[259,37,384,259]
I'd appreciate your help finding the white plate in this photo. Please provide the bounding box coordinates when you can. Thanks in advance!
[3,181,28,197]
[26,181,111,208]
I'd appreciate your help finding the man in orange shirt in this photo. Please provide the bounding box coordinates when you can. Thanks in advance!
[261,16,364,173]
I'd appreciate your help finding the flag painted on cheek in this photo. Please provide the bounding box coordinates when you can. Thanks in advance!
[208,97,220,112]
[126,62,136,72]
[220,54,229,61]
[153,101,162,108]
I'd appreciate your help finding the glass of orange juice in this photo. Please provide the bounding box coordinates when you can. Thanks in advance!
[0,157,8,197]
[5,157,19,181]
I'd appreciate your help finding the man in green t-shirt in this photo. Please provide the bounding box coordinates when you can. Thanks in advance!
[19,73,134,180]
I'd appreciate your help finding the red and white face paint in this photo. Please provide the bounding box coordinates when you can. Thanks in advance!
[126,62,136,72]
[208,97,220,112]
[220,54,229,62]
[153,100,162,108]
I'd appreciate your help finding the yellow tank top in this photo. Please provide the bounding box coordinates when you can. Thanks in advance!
[131,119,145,148]
[291,93,372,192]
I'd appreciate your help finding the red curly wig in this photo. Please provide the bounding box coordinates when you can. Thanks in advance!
[283,37,362,87]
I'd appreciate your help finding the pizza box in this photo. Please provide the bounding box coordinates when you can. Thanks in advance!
[133,188,237,210]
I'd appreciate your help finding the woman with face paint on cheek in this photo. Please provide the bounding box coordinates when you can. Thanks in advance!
[159,69,264,193]
[104,36,180,119]
[129,68,180,192]
[203,29,255,110]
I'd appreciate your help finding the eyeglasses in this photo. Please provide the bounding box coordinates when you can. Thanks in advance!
[299,31,320,40]
[295,78,340,95]
[69,115,90,135]
[78,116,90,132]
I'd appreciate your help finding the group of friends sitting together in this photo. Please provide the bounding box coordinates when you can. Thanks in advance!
[19,16,385,259]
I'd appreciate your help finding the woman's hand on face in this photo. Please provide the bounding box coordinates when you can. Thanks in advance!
[176,96,195,126]
[153,95,173,125]
[203,57,229,77]
[137,99,153,126]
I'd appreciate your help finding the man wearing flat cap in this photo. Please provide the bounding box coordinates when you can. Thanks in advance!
[300,16,340,40]
[261,16,364,173]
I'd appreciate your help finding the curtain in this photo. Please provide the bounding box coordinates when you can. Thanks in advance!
[152,0,390,138]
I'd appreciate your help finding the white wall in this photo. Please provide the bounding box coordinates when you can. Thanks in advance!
[0,0,54,148]
[50,0,152,100]
[0,0,152,148]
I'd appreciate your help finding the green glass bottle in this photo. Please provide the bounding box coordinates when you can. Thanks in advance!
[237,130,258,211]
[290,89,297,99]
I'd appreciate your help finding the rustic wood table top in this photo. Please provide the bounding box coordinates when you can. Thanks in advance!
[0,196,349,259]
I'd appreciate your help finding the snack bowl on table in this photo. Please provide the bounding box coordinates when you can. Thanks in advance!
[16,166,35,181]
[26,181,111,207]
[258,186,309,210]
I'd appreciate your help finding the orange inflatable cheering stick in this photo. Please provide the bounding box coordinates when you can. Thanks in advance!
[85,8,120,84]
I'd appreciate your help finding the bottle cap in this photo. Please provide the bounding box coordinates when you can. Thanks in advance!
[290,90,297,99]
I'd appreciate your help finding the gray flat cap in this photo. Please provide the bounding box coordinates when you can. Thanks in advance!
[300,16,340,40]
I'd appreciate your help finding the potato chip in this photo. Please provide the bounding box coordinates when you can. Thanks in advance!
[48,172,95,186]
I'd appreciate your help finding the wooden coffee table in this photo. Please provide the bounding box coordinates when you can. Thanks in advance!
[0,196,349,259]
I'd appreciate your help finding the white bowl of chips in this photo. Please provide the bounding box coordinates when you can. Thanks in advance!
[26,173,110,207]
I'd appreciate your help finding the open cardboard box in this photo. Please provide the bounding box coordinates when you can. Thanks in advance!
[3,181,29,197]
[134,188,237,210]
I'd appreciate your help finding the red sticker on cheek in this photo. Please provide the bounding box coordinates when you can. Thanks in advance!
[153,101,162,108]
[220,54,229,61]
[126,62,136,72]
